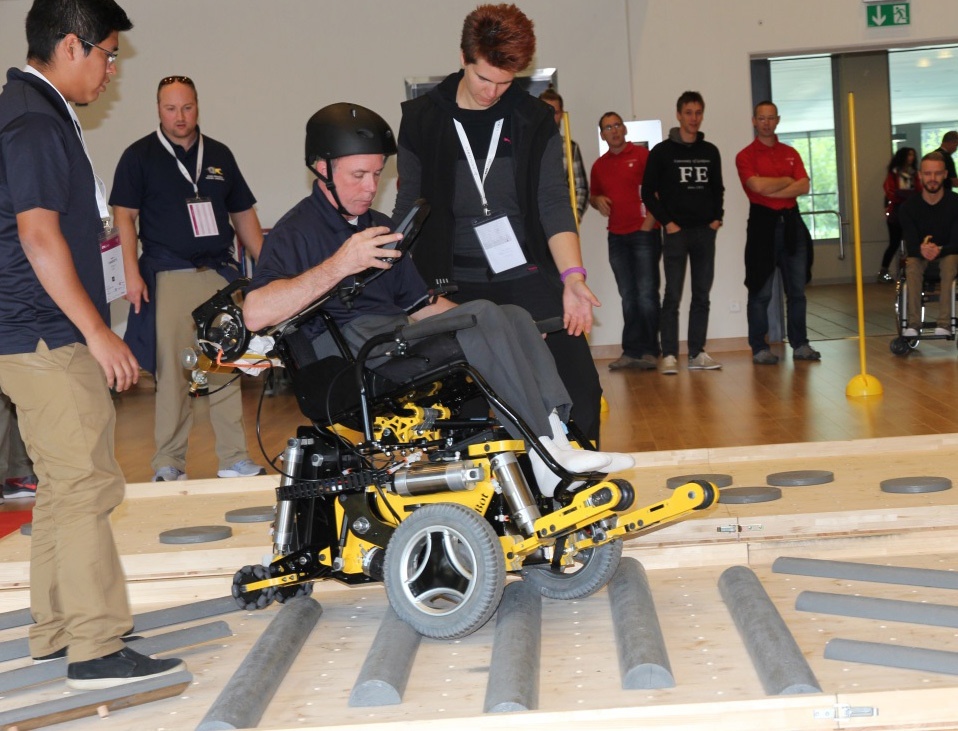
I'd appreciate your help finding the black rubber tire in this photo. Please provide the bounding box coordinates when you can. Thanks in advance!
[274,581,314,603]
[231,564,276,610]
[521,539,622,600]
[383,503,505,640]
[890,337,910,356]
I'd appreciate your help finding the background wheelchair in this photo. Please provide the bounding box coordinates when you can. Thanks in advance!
[185,277,719,639]
[890,249,958,356]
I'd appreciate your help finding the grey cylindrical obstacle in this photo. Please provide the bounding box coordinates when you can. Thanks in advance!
[718,566,821,695]
[349,606,422,706]
[133,596,240,632]
[0,670,193,728]
[0,607,32,631]
[773,556,958,590]
[0,596,240,663]
[608,558,674,689]
[0,620,231,693]
[197,597,322,731]
[484,581,541,713]
[825,638,958,676]
[797,591,958,628]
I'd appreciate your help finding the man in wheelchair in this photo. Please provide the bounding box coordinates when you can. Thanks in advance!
[216,103,716,638]
[899,151,958,339]
[243,103,634,495]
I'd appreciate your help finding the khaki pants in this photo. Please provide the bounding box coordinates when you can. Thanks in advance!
[153,269,249,472]
[0,342,130,662]
[906,254,958,329]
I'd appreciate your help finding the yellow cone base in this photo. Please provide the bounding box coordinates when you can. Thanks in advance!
[846,373,883,398]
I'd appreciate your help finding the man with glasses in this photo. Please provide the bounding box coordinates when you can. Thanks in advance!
[110,76,265,482]
[642,91,725,374]
[590,112,660,371]
[0,0,184,687]
[735,100,820,365]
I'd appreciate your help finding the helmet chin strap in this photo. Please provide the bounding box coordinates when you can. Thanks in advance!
[309,158,352,217]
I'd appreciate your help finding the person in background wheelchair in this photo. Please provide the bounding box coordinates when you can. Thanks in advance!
[242,103,634,496]
[899,152,958,339]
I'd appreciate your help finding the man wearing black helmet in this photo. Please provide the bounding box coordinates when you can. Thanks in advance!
[245,103,633,497]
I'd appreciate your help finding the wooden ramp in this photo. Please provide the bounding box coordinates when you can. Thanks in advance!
[3,434,958,730]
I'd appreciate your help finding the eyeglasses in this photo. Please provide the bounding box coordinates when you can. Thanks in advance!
[59,33,118,65]
[602,122,624,132]
[159,76,195,88]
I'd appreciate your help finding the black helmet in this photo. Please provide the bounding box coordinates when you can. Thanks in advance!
[305,103,397,166]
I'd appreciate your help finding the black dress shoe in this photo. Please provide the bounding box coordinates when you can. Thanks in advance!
[66,646,184,689]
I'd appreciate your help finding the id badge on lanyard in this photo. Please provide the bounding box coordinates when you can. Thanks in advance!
[156,128,220,238]
[455,118,527,273]
[99,225,127,302]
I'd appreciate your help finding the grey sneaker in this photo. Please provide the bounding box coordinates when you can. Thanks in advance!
[152,466,187,482]
[752,349,779,365]
[637,354,658,370]
[902,327,919,338]
[660,355,678,375]
[793,344,822,361]
[688,351,722,370]
[218,459,266,478]
[609,355,642,370]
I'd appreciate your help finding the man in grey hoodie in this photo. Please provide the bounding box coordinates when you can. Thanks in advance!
[642,91,724,375]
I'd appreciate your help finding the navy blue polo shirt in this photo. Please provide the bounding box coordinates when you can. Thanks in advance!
[0,68,110,354]
[250,186,428,341]
[109,128,256,262]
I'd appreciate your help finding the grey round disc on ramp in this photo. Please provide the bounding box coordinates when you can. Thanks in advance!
[19,523,31,536]
[719,486,782,504]
[766,470,834,487]
[880,476,952,494]
[159,525,232,544]
[666,473,733,490]
[225,506,275,523]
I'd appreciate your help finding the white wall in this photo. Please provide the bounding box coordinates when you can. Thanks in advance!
[0,0,954,347]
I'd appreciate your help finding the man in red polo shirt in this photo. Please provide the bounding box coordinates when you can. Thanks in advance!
[735,100,820,365]
[590,112,660,370]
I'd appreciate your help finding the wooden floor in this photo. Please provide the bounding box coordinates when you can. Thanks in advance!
[100,280,955,482]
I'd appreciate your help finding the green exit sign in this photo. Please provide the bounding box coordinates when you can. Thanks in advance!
[867,3,910,27]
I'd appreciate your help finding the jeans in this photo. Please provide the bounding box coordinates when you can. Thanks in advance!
[747,217,809,353]
[661,225,716,358]
[608,229,661,358]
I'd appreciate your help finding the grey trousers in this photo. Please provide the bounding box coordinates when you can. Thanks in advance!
[332,300,571,439]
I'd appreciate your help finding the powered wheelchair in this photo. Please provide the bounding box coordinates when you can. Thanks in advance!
[185,275,719,640]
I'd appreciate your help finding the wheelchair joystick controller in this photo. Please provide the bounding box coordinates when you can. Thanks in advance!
[490,452,541,536]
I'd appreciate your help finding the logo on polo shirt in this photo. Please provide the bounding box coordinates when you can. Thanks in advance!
[205,166,225,181]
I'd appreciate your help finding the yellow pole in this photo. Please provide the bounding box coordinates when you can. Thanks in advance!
[561,111,580,231]
[845,91,883,398]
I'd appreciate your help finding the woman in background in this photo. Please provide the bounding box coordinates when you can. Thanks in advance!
[879,146,919,282]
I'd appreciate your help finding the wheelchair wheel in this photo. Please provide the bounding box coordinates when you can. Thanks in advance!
[521,539,623,600]
[890,337,911,356]
[231,564,276,610]
[384,503,505,640]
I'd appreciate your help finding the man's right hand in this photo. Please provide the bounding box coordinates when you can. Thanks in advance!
[330,226,403,278]
[591,195,612,217]
[86,327,140,392]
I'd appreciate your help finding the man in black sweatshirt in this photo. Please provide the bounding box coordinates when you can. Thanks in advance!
[643,91,724,374]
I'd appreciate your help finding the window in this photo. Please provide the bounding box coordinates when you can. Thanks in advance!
[770,57,839,241]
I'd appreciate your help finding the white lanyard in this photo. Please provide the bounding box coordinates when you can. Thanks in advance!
[453,118,503,216]
[155,127,204,196]
[22,66,110,222]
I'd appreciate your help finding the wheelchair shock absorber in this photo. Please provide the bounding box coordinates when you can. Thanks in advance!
[490,452,541,536]
[273,438,305,556]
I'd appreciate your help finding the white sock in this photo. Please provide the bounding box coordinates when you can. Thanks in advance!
[547,410,636,474]
[530,436,612,498]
